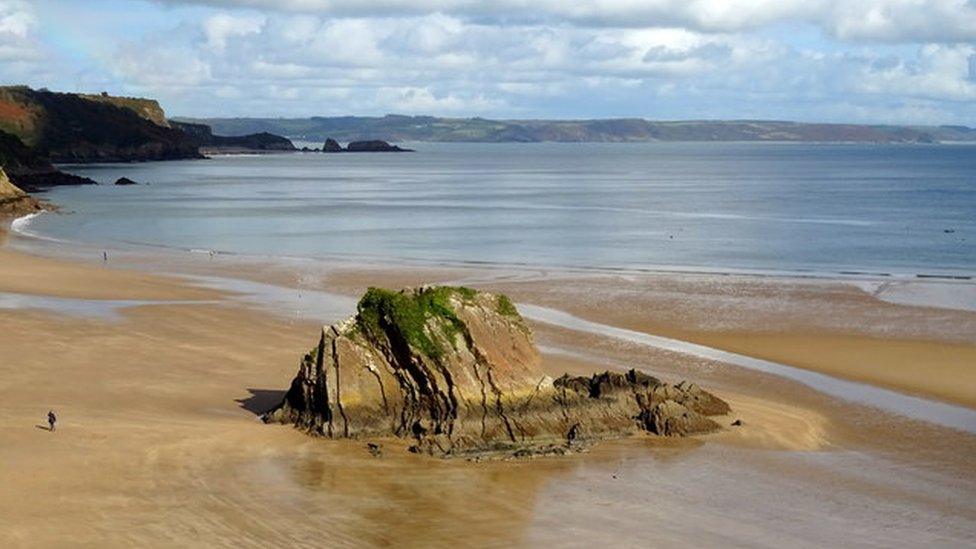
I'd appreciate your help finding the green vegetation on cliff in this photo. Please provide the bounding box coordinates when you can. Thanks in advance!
[80,93,171,127]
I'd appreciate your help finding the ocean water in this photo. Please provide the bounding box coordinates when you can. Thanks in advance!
[23,142,976,276]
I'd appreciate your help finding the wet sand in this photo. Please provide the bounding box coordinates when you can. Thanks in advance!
[1,236,975,547]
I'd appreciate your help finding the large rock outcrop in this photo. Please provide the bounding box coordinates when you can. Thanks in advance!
[265,286,731,457]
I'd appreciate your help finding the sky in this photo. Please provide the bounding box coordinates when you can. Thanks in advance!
[0,0,974,123]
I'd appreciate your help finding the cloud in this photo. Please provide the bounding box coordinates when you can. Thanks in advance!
[151,0,976,43]
[854,44,976,102]
[0,0,38,62]
[375,86,505,112]
[88,6,976,123]
[202,12,265,50]
[1,0,974,124]
[0,1,31,36]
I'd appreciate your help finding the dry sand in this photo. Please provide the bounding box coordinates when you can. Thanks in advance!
[1,240,974,547]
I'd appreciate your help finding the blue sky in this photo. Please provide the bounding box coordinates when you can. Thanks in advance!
[1,0,974,123]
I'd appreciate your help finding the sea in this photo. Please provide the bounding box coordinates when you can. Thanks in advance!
[17,142,976,278]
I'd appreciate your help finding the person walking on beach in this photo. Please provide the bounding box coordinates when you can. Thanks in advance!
[102,251,108,263]
[47,410,57,432]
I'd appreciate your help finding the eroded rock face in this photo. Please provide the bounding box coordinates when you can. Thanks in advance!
[265,287,730,457]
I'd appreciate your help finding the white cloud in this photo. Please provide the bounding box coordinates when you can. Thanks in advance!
[202,12,265,50]
[375,86,504,112]
[113,43,212,88]
[0,1,31,37]
[0,0,37,62]
[855,44,976,102]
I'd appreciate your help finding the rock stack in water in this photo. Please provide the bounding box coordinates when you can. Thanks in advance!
[322,138,343,152]
[265,286,731,457]
[320,138,412,152]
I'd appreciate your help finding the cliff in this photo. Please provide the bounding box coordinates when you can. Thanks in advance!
[0,86,201,162]
[265,286,731,458]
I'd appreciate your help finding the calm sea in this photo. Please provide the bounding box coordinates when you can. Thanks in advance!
[23,142,976,277]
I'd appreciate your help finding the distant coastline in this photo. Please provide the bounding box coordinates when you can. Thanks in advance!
[176,115,976,144]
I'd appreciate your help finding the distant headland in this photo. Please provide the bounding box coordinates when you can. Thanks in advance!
[0,86,299,194]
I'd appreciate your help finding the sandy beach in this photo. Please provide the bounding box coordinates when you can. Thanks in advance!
[1,228,975,547]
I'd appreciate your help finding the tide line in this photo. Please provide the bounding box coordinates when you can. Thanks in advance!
[520,304,976,434]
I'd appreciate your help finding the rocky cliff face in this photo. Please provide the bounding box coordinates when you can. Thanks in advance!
[265,287,731,458]
[0,167,43,216]
[0,86,200,162]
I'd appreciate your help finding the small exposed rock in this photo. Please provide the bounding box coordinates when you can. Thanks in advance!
[556,369,661,398]
[366,442,383,457]
[566,422,581,445]
[114,177,138,186]
[639,399,721,437]
[731,419,743,427]
[322,138,343,152]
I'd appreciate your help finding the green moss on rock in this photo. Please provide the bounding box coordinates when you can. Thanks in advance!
[355,286,476,359]
[496,294,520,319]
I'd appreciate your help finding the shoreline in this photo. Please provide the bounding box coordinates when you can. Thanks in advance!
[10,210,976,285]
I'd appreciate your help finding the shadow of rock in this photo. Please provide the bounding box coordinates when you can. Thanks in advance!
[237,388,286,416]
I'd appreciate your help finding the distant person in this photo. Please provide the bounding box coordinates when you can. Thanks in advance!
[102,251,108,263]
[47,410,57,432]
